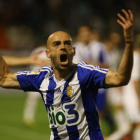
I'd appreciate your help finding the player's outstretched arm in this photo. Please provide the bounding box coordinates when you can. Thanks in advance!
[3,56,32,66]
[0,53,21,89]
[104,10,134,88]
[3,51,50,67]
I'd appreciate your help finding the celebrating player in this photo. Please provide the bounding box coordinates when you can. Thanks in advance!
[0,10,134,140]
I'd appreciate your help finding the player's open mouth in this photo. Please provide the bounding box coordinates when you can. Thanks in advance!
[60,54,68,65]
[60,54,67,62]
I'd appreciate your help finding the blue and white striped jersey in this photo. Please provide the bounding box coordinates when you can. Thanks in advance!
[73,41,108,64]
[17,61,109,140]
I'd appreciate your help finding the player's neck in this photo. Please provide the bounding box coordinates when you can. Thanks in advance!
[53,65,75,81]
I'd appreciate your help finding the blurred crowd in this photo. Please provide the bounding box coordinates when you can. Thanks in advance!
[0,0,140,51]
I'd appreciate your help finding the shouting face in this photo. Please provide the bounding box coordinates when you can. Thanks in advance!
[46,31,75,71]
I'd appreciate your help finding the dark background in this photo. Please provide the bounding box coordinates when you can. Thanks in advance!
[0,0,139,51]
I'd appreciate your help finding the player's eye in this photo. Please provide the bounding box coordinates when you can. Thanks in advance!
[65,41,71,45]
[54,42,60,47]
[54,43,58,46]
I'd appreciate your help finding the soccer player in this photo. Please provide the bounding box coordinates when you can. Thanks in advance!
[105,33,131,140]
[0,10,134,140]
[73,25,108,68]
[107,34,140,140]
[121,34,140,140]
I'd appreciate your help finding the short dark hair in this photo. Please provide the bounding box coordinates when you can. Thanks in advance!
[76,24,93,35]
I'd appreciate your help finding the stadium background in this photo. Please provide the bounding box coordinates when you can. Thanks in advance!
[0,0,139,140]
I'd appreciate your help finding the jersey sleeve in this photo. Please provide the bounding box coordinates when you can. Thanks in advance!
[77,61,109,89]
[16,67,52,92]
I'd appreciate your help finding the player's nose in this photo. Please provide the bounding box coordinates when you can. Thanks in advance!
[60,43,66,50]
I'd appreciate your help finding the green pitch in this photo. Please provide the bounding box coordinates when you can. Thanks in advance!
[0,94,51,140]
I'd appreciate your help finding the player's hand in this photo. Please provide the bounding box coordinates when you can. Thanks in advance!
[117,9,134,42]
[29,51,51,66]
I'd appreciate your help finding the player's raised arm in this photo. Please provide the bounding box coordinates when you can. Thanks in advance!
[0,53,21,89]
[3,51,50,67]
[104,10,134,88]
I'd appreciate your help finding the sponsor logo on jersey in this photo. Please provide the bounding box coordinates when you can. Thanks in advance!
[65,86,74,98]
[55,88,61,94]
[47,102,81,127]
[28,69,41,75]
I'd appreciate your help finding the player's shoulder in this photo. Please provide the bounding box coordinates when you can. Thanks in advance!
[90,41,106,49]
[31,46,46,54]
[76,62,103,84]
[77,61,109,73]
[30,46,49,60]
[74,42,85,48]
[90,40,103,45]
[77,61,97,71]
[41,66,52,72]
[26,66,53,76]
[134,51,139,59]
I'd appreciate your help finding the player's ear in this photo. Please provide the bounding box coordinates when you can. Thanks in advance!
[46,49,50,58]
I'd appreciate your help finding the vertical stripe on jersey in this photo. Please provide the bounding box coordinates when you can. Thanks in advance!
[47,77,57,105]
[47,76,60,140]
[78,73,104,140]
[79,87,103,139]
[51,126,60,140]
[61,73,80,140]
[99,49,104,63]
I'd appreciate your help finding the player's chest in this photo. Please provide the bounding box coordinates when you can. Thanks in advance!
[42,82,81,106]
[42,83,82,127]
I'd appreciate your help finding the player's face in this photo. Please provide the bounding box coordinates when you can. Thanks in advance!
[110,32,121,45]
[77,26,91,43]
[46,31,75,71]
